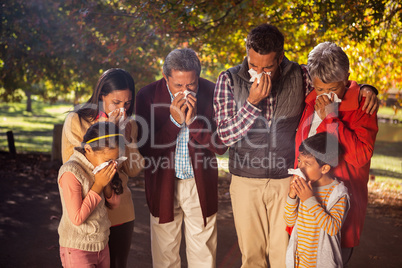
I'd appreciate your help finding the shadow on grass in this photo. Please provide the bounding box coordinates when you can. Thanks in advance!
[373,141,402,158]
[0,128,52,137]
[370,169,402,180]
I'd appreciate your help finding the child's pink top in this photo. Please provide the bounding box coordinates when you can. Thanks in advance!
[59,172,121,226]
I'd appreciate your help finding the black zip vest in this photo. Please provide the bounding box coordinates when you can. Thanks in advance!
[228,57,304,178]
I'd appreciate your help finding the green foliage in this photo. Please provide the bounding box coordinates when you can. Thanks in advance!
[1,0,401,102]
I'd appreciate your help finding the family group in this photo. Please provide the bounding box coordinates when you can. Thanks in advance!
[56,23,378,268]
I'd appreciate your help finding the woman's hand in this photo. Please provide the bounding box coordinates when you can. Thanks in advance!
[124,120,133,143]
[108,108,125,126]
[91,161,117,195]
[315,94,337,120]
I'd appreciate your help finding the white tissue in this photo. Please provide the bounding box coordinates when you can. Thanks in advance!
[317,92,342,103]
[92,156,127,174]
[174,90,196,100]
[108,107,125,124]
[288,168,307,180]
[248,69,271,84]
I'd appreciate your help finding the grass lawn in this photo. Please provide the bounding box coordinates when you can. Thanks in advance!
[0,100,73,152]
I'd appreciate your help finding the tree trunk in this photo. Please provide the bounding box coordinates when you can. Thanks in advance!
[25,90,32,112]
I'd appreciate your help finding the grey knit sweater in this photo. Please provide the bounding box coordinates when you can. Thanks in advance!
[57,149,110,252]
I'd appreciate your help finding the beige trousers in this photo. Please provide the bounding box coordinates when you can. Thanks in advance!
[230,175,292,268]
[150,178,217,268]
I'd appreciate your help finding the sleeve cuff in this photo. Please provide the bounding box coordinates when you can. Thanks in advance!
[186,115,197,126]
[244,99,262,115]
[170,115,184,128]
[287,195,298,205]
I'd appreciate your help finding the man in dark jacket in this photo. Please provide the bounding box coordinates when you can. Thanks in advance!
[135,48,226,268]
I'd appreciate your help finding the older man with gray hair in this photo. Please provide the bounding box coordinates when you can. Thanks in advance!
[135,48,226,268]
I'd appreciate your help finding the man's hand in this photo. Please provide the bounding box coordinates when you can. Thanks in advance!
[360,86,379,115]
[247,73,271,106]
[170,93,187,125]
[185,94,197,125]
[315,94,337,120]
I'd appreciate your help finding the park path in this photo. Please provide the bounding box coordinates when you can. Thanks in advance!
[0,153,401,267]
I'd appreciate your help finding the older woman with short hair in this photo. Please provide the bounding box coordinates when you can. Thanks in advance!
[293,42,378,266]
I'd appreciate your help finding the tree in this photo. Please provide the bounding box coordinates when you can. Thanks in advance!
[1,0,401,108]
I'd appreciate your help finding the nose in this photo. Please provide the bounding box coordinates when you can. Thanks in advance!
[255,67,264,74]
[115,103,125,110]
[298,161,305,170]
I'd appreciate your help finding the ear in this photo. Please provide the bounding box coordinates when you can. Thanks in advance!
[162,72,168,83]
[278,52,285,65]
[84,144,93,155]
[321,164,331,175]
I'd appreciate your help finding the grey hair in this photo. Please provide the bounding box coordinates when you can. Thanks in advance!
[307,42,350,83]
[162,48,201,78]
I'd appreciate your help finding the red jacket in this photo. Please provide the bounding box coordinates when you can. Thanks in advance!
[294,80,378,248]
[135,78,227,225]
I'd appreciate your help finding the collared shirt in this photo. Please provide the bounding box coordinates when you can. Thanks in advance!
[167,85,195,179]
[213,64,313,146]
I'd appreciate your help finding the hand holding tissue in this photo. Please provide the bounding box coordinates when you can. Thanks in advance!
[248,69,271,84]
[108,107,125,124]
[288,168,307,181]
[93,156,127,174]
[174,90,196,100]
[317,92,342,103]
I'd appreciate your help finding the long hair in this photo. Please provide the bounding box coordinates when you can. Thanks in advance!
[76,68,135,122]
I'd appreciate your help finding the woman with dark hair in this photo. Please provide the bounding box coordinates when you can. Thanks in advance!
[62,68,144,268]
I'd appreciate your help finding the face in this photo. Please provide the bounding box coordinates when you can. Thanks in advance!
[163,69,199,96]
[85,146,120,167]
[101,89,132,115]
[312,77,348,99]
[297,153,326,184]
[247,48,284,78]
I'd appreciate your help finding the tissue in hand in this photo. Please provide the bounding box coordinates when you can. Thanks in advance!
[174,90,196,100]
[288,168,307,180]
[92,156,128,174]
[108,107,125,123]
[317,92,342,103]
[248,69,271,84]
